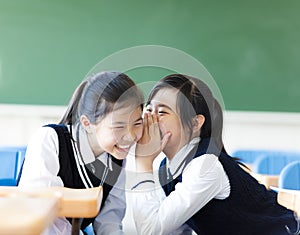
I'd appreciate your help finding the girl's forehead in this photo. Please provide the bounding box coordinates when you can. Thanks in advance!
[113,105,141,116]
[103,106,142,123]
[150,88,178,107]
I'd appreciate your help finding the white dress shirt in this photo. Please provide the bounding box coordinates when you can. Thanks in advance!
[19,125,126,235]
[130,137,230,235]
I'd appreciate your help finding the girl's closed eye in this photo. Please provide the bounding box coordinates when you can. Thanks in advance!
[112,126,125,130]
[158,109,169,115]
[134,121,143,126]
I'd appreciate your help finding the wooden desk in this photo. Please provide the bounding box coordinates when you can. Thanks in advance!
[0,186,103,235]
[0,187,61,235]
[53,186,103,235]
[54,186,102,218]
[277,189,300,214]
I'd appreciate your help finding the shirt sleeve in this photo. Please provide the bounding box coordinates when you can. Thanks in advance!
[18,126,64,187]
[18,126,72,235]
[130,154,230,235]
[93,167,126,235]
[40,217,73,235]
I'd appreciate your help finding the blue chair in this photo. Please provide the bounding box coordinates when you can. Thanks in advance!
[232,150,300,168]
[252,153,300,175]
[245,152,300,188]
[15,148,26,185]
[84,224,95,235]
[231,150,272,165]
[278,161,300,190]
[0,146,27,152]
[0,150,20,186]
[0,147,27,186]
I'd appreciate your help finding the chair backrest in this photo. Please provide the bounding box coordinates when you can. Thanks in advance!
[278,161,300,190]
[15,149,26,185]
[252,152,300,175]
[231,150,268,164]
[0,147,27,186]
[0,150,19,186]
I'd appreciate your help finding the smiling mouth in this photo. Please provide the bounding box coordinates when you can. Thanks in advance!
[115,144,131,152]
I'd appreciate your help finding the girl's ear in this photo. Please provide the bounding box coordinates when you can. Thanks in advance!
[192,114,205,133]
[80,115,94,133]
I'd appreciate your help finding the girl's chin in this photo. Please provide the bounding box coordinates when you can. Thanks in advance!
[113,146,130,160]
[114,153,128,160]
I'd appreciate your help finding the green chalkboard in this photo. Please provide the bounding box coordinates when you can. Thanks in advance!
[0,0,299,112]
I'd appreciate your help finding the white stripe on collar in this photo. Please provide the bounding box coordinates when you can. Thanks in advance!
[72,124,112,170]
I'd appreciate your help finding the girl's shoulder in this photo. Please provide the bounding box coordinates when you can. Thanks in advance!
[40,124,61,137]
[184,154,223,177]
[27,124,60,147]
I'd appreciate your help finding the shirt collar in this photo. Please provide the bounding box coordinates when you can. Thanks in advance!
[166,137,200,178]
[72,124,112,169]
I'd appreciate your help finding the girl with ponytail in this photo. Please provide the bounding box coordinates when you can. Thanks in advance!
[19,71,144,235]
[131,74,297,235]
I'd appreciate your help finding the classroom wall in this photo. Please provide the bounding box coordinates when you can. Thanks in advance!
[1,104,300,153]
[223,111,300,153]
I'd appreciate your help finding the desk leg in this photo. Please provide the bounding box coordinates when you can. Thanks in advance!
[71,218,83,235]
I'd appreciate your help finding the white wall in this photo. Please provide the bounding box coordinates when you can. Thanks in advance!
[1,104,300,153]
[223,111,300,154]
[0,104,65,147]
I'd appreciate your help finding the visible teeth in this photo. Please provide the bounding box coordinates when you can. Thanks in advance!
[118,144,130,149]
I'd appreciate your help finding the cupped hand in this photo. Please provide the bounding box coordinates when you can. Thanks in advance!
[135,113,171,171]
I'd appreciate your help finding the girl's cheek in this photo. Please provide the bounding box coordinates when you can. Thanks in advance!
[158,122,167,135]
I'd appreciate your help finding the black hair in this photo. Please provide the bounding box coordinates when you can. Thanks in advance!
[59,71,144,125]
[147,74,227,154]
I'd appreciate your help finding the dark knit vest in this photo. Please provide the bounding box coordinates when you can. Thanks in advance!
[46,124,123,230]
[159,138,297,235]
